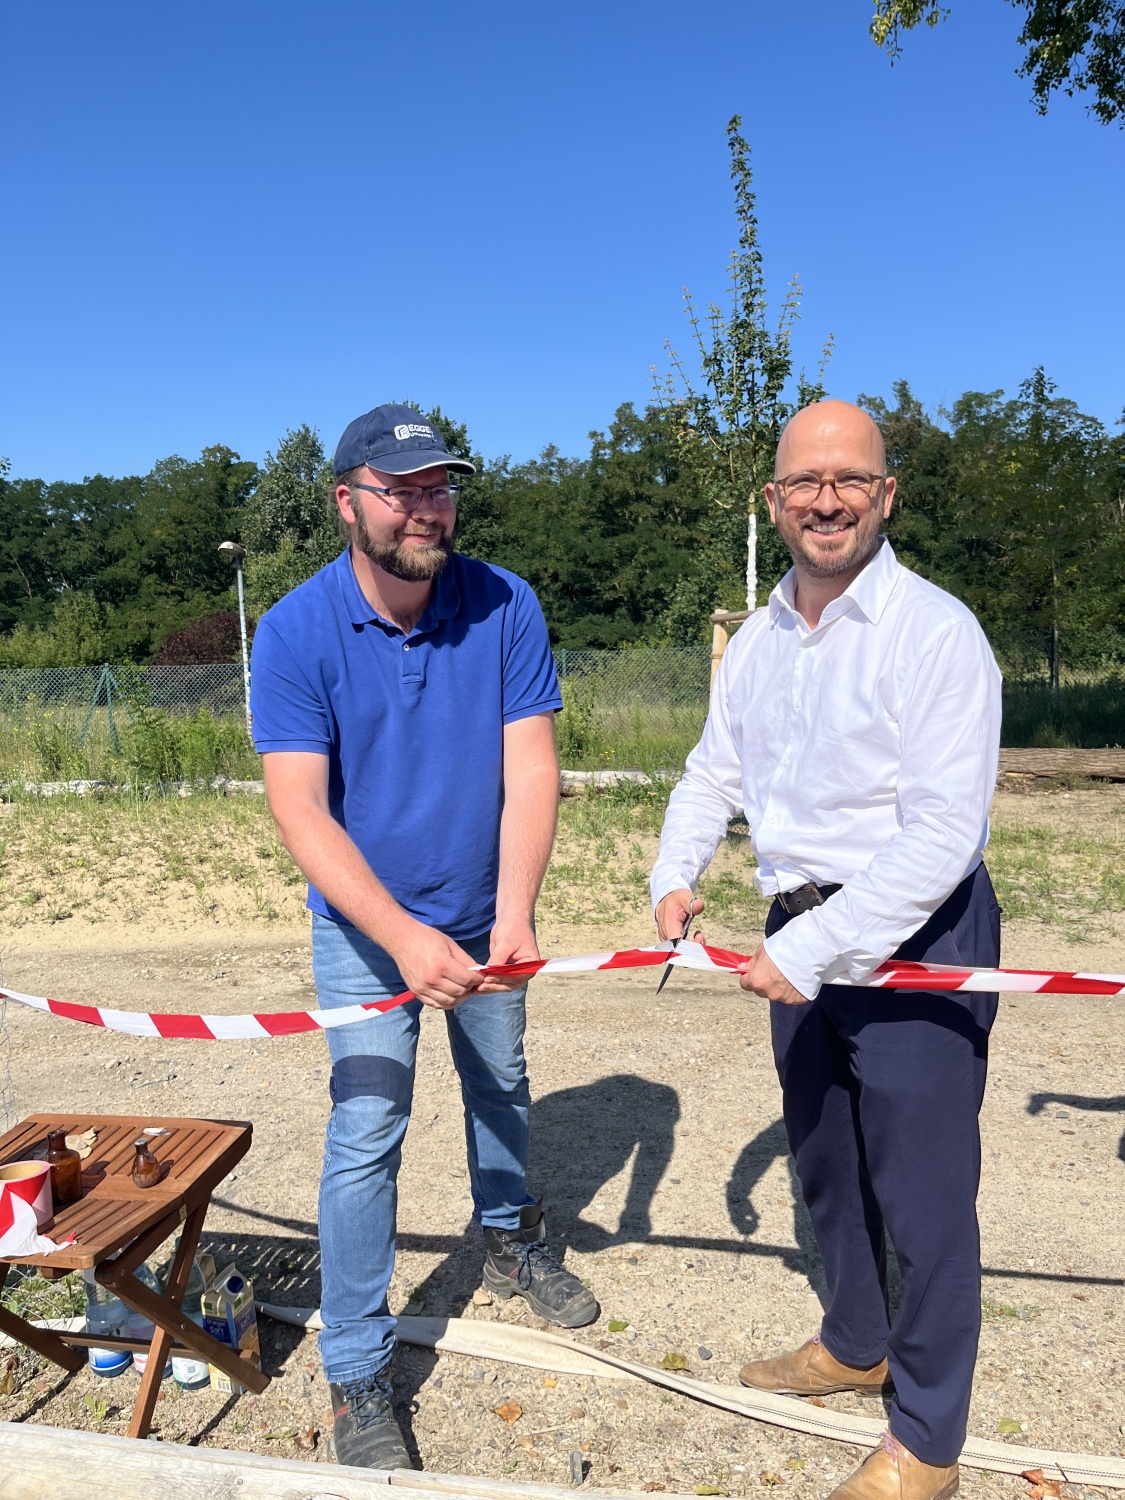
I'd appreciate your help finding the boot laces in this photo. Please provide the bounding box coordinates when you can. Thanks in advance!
[880,1431,902,1461]
[342,1367,394,1431]
[513,1238,566,1290]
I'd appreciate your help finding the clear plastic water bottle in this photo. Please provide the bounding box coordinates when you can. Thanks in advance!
[171,1259,211,1390]
[128,1261,172,1380]
[83,1270,131,1378]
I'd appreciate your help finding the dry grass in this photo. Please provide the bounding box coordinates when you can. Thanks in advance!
[0,793,304,932]
[0,784,1121,943]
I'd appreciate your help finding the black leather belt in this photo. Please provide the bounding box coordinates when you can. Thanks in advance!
[775,882,842,916]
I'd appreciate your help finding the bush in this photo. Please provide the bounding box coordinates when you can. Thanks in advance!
[0,593,109,668]
[556,681,602,764]
[121,706,256,784]
[154,612,254,665]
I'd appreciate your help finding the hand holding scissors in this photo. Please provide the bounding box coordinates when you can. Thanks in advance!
[653,890,705,993]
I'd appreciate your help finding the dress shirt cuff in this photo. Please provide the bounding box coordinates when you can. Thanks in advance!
[649,857,698,913]
[762,927,824,1004]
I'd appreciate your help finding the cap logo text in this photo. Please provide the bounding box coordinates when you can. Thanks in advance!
[393,423,434,442]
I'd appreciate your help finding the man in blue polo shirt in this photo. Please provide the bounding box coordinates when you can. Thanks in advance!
[250,404,598,1472]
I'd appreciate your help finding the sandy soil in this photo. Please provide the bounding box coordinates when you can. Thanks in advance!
[1,788,1123,1498]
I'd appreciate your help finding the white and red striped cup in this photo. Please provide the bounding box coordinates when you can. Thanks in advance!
[0,1159,54,1226]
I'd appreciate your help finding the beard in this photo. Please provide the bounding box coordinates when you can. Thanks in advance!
[353,503,454,582]
[776,505,884,580]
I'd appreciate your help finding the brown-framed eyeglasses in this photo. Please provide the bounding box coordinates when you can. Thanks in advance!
[774,470,886,505]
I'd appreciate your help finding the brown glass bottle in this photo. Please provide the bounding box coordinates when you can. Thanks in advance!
[45,1128,83,1207]
[130,1136,161,1189]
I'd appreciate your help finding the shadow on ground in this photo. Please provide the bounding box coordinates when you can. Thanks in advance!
[1027,1090,1125,1162]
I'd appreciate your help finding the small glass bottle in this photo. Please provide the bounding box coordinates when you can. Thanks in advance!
[130,1136,161,1189]
[46,1128,83,1206]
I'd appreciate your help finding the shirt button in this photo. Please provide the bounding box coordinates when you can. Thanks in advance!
[769,815,778,825]
[782,756,790,767]
[403,643,410,651]
[793,697,801,709]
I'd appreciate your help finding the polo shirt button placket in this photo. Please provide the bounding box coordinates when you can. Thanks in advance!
[401,636,424,686]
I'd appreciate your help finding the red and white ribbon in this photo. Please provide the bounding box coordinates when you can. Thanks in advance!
[0,946,1122,1042]
[0,1185,74,1258]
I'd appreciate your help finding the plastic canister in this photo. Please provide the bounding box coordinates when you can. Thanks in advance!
[82,1270,131,1378]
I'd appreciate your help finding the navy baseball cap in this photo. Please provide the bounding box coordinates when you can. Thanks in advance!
[333,404,476,478]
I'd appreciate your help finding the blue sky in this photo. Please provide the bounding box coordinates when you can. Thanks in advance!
[2,0,1122,481]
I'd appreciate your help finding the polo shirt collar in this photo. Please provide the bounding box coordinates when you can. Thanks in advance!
[768,538,901,629]
[417,560,462,630]
[334,547,462,630]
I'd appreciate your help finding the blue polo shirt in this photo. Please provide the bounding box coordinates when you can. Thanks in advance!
[250,549,562,940]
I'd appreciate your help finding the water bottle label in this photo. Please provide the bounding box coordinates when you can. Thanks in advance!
[88,1346,132,1378]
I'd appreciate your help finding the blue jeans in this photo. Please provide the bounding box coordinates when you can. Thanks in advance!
[312,914,535,1383]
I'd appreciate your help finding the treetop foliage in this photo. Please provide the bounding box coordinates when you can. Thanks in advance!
[871,1,1125,124]
[1,371,1120,679]
[654,116,832,633]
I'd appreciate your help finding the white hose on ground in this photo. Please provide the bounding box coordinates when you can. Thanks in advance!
[258,1304,1125,1489]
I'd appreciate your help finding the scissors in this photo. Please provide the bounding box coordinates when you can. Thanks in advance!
[656,902,695,994]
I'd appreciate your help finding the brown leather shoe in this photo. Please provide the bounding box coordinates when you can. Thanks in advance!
[738,1334,893,1395]
[827,1432,958,1500]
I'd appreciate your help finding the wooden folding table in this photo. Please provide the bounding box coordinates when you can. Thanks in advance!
[0,1113,270,1439]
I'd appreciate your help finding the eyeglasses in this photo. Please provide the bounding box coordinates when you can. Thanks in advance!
[775,471,885,505]
[347,480,462,515]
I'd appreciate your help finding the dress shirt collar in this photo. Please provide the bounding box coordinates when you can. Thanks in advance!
[768,538,901,632]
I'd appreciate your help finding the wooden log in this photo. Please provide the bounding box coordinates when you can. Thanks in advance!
[559,770,656,797]
[0,1422,672,1500]
[997,748,1125,780]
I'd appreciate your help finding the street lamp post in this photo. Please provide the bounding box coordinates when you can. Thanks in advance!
[218,541,252,737]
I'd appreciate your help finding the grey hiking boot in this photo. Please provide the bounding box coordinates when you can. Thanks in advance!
[482,1201,599,1328]
[329,1360,412,1470]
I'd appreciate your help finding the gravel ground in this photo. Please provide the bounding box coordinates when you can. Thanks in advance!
[0,793,1122,1499]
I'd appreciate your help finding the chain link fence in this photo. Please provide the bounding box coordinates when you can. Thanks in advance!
[0,655,710,718]
[0,650,1121,787]
[555,647,710,705]
[0,663,246,716]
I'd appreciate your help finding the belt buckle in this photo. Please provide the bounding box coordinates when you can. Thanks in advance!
[781,882,824,916]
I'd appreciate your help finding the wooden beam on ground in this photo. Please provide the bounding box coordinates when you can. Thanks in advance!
[0,1422,674,1500]
[997,748,1125,781]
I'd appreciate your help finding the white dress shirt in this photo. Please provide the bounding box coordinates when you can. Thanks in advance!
[650,541,1001,1002]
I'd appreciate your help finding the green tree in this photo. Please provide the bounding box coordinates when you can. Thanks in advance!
[0,590,109,668]
[0,470,53,633]
[240,424,335,553]
[240,425,340,614]
[93,446,257,657]
[871,2,1125,125]
[948,369,1112,688]
[655,115,830,642]
[473,404,708,648]
[859,380,958,584]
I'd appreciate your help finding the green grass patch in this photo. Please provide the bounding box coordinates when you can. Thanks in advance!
[986,816,1125,935]
[0,702,259,786]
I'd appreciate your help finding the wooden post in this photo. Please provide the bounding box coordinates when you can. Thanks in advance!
[709,609,752,695]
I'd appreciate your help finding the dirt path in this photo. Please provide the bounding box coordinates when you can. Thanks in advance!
[0,793,1123,1497]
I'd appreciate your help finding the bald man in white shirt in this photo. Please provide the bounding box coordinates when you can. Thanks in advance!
[651,401,1001,1500]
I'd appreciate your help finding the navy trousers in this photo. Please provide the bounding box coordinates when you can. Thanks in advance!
[767,863,1001,1466]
